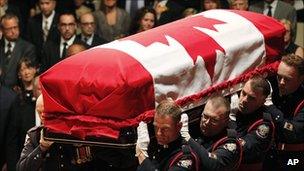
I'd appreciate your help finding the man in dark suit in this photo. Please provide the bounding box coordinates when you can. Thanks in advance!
[117,0,150,18]
[154,0,185,26]
[26,0,60,65]
[40,12,84,73]
[249,0,297,42]
[0,0,25,38]
[77,12,107,48]
[0,68,16,170]
[0,13,36,88]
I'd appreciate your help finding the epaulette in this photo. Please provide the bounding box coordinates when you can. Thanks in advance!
[27,126,41,133]
[227,129,237,139]
[263,112,273,122]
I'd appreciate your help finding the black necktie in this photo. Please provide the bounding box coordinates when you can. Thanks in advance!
[84,37,88,43]
[5,42,12,58]
[267,5,272,17]
[62,42,67,58]
[3,42,12,72]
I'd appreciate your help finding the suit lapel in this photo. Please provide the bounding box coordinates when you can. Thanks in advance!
[38,14,44,41]
[50,13,59,35]
[258,1,265,14]
[0,40,5,65]
[56,40,61,60]
[6,39,21,72]
[92,34,97,46]
[274,1,283,19]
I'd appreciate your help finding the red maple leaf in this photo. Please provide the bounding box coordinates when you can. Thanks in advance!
[125,15,227,79]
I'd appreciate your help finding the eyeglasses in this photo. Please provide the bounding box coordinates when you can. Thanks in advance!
[59,23,76,28]
[81,22,95,26]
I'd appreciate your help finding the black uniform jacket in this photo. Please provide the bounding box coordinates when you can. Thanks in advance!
[137,136,198,171]
[188,129,241,171]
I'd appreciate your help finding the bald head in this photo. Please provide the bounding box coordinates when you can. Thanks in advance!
[36,95,44,123]
[79,12,96,37]
[66,43,87,57]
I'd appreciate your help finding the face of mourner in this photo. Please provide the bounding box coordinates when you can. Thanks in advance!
[238,80,266,114]
[277,62,304,96]
[80,13,95,37]
[39,0,56,17]
[2,17,20,41]
[18,63,36,83]
[140,12,155,32]
[204,0,218,10]
[231,0,248,11]
[200,101,229,137]
[154,113,181,145]
[58,14,77,41]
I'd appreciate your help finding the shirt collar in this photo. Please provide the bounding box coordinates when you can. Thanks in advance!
[159,0,168,5]
[264,0,278,9]
[82,34,94,39]
[61,35,76,46]
[158,135,183,149]
[4,38,16,48]
[42,10,55,24]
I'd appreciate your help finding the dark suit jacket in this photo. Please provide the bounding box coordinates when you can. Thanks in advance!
[157,0,185,26]
[40,37,84,73]
[76,34,107,48]
[55,0,76,15]
[249,0,297,41]
[0,38,36,88]
[0,86,16,167]
[6,91,36,171]
[26,12,60,64]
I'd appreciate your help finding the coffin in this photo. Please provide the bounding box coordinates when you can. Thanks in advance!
[41,10,285,146]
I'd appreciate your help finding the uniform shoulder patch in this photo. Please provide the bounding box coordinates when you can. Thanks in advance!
[208,152,217,159]
[223,143,237,152]
[283,122,294,131]
[177,159,193,169]
[256,124,270,138]
[238,138,246,146]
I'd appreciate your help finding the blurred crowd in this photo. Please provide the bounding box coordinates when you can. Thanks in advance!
[0,0,304,171]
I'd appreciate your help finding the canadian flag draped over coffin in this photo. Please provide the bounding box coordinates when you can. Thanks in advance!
[40,10,285,139]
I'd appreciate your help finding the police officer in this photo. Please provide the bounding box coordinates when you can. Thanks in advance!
[17,96,97,171]
[185,95,241,171]
[136,99,199,171]
[231,75,275,170]
[266,54,304,169]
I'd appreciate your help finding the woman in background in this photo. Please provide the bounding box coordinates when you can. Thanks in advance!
[94,0,130,42]
[129,7,156,35]
[280,19,304,58]
[6,57,38,171]
[201,0,221,11]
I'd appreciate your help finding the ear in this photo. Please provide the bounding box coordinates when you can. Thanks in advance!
[177,121,182,131]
